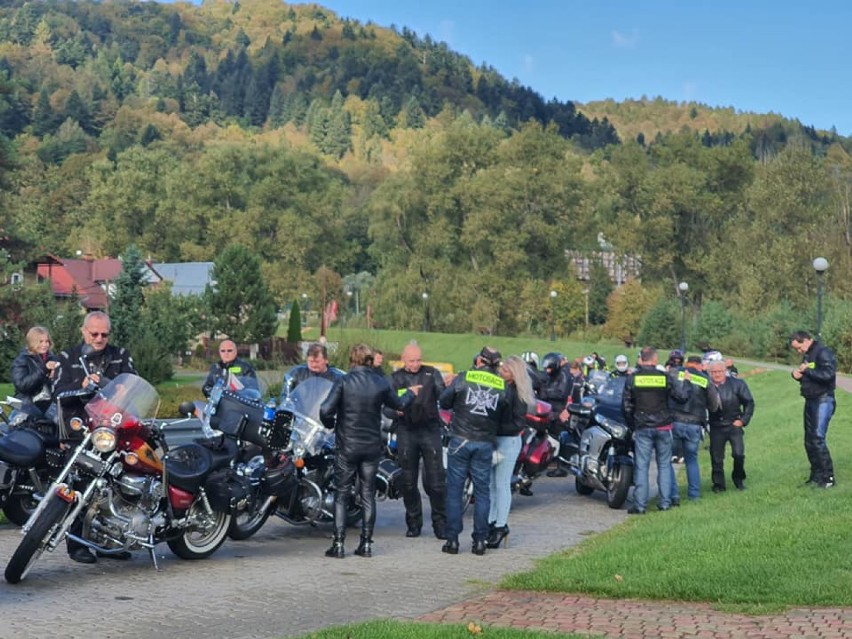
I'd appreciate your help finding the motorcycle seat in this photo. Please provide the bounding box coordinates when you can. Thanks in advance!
[165,439,238,493]
[0,428,45,466]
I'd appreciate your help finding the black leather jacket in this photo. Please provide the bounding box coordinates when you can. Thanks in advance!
[670,367,721,425]
[53,343,137,422]
[281,363,345,401]
[496,384,528,437]
[622,365,690,430]
[537,366,574,412]
[12,349,59,410]
[708,377,755,429]
[439,365,509,443]
[320,366,413,457]
[385,365,445,430]
[202,358,257,397]
[795,340,836,399]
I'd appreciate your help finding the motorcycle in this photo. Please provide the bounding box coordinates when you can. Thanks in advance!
[557,374,634,509]
[0,390,94,526]
[218,376,362,541]
[510,399,556,497]
[4,373,237,584]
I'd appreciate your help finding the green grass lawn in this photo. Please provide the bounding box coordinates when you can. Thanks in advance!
[293,620,591,639]
[504,367,852,611]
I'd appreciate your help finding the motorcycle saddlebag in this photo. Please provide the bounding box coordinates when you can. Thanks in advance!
[210,391,267,447]
[523,437,552,475]
[204,468,253,512]
[260,454,297,497]
[376,457,403,500]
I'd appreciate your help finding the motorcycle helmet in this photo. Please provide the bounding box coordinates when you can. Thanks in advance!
[702,350,724,364]
[541,352,563,376]
[521,351,540,369]
[667,349,684,367]
[582,355,595,370]
[614,354,629,373]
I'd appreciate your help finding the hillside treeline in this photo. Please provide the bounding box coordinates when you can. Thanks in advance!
[1,0,852,363]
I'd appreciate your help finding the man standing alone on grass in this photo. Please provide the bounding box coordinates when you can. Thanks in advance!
[791,330,837,488]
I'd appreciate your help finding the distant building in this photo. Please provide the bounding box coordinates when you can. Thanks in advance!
[34,254,123,310]
[145,262,214,296]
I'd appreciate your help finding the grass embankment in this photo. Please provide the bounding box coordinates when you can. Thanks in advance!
[505,368,852,612]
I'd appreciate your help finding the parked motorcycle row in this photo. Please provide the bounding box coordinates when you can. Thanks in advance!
[0,356,635,584]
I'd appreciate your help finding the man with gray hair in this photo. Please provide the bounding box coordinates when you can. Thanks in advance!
[707,359,754,492]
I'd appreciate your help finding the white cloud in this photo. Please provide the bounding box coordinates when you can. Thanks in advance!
[611,29,639,49]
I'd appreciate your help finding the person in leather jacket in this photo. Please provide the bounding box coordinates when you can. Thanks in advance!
[707,360,755,492]
[791,330,836,488]
[52,311,136,565]
[11,326,60,423]
[622,346,691,514]
[319,343,416,559]
[202,339,256,397]
[668,356,721,503]
[385,343,448,539]
[438,346,509,556]
[280,342,344,402]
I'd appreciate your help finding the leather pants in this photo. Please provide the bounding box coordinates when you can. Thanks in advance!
[333,451,379,539]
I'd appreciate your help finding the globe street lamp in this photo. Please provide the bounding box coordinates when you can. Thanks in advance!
[678,281,689,353]
[421,292,430,332]
[549,290,557,341]
[813,257,829,337]
[301,293,308,327]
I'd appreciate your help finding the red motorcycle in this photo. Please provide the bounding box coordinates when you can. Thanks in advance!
[5,374,237,584]
[511,399,555,496]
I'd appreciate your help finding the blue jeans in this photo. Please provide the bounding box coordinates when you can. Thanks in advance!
[804,396,835,482]
[489,435,522,528]
[446,437,493,542]
[669,422,703,501]
[633,427,673,511]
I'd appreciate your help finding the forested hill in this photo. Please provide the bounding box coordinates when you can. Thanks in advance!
[2,0,852,347]
[0,0,617,150]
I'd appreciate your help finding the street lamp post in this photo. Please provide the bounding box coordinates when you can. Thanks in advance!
[421,292,429,332]
[813,257,829,337]
[582,288,590,337]
[549,290,557,341]
[678,281,689,353]
[301,293,308,327]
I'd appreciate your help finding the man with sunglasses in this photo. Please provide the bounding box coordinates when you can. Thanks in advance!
[53,310,137,564]
[202,339,256,397]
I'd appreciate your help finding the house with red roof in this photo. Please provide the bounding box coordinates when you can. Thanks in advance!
[34,254,124,310]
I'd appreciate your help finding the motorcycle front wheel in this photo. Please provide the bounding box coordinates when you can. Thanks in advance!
[575,476,595,496]
[228,499,273,541]
[606,462,633,509]
[5,495,70,584]
[168,505,232,560]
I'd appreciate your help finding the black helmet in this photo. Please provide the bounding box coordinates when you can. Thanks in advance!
[541,352,563,375]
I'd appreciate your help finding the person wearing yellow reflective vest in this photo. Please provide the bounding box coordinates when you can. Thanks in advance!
[668,356,721,503]
[439,346,509,555]
[622,346,691,514]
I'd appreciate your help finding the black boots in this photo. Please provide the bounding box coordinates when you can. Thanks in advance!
[324,532,345,559]
[354,536,373,558]
[486,525,510,549]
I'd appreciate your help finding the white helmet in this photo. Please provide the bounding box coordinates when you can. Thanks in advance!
[615,354,629,372]
[702,350,724,364]
[521,351,540,368]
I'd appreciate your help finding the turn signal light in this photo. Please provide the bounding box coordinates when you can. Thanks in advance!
[69,417,84,432]
[294,457,305,469]
[124,452,139,466]
[57,485,76,503]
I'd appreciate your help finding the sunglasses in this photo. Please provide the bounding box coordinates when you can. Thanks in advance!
[220,349,235,353]
[88,331,110,338]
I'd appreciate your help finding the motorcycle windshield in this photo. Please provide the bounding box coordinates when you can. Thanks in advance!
[85,373,160,426]
[594,376,627,423]
[282,377,334,457]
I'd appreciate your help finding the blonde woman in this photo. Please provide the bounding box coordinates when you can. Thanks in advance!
[11,326,59,421]
[487,355,535,548]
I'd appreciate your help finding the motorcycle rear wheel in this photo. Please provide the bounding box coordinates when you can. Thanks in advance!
[606,463,633,509]
[5,495,70,584]
[228,500,273,541]
[168,505,232,560]
[575,476,595,496]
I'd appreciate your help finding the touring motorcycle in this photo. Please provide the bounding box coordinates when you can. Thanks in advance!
[4,374,237,584]
[557,373,634,509]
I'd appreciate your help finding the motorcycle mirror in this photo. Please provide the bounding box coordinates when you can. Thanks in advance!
[178,401,196,417]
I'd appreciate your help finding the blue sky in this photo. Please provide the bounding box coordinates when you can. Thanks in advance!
[313,0,852,136]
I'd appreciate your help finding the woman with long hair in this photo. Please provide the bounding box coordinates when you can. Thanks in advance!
[11,326,60,423]
[487,355,535,548]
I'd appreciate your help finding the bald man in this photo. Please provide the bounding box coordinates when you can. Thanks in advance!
[202,339,256,397]
[386,343,448,539]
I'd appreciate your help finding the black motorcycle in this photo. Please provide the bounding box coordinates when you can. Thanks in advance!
[557,373,634,509]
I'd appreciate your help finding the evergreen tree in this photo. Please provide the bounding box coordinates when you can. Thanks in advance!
[110,245,148,348]
[32,88,57,137]
[286,299,302,342]
[210,245,278,344]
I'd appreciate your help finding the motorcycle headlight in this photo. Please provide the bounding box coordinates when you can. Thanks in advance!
[92,427,117,453]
